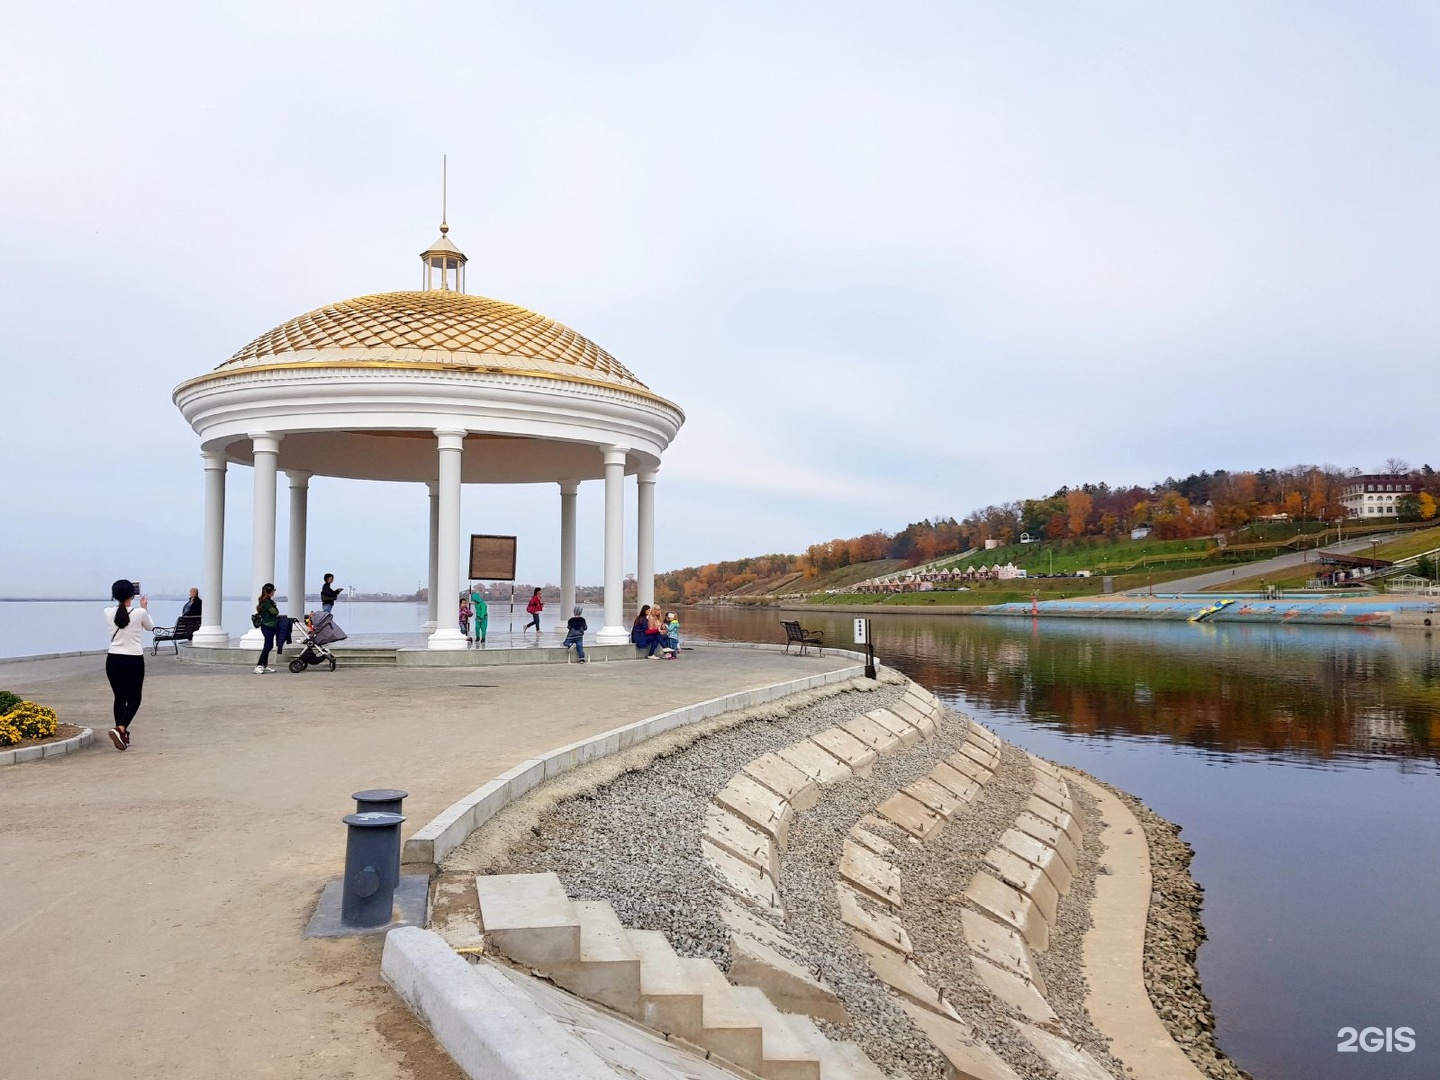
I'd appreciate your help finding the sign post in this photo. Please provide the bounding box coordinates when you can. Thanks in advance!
[853,618,876,680]
[469,534,518,636]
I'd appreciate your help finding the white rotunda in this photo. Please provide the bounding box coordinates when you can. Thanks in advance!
[173,221,684,650]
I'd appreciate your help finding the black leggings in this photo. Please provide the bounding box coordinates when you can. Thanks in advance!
[105,653,145,729]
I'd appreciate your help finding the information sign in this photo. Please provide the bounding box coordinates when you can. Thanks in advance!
[469,534,517,581]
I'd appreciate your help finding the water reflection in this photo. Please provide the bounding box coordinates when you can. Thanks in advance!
[684,609,1440,768]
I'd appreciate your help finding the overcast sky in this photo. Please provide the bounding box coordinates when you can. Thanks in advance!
[2,2,1436,597]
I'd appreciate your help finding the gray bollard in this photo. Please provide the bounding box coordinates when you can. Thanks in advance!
[352,788,408,815]
[353,789,408,882]
[340,811,405,928]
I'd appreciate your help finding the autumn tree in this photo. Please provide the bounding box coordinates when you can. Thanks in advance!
[1065,491,1093,537]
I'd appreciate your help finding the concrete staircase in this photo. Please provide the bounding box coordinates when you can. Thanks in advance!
[327,647,399,666]
[476,872,885,1079]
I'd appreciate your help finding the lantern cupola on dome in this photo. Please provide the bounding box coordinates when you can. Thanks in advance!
[420,157,466,292]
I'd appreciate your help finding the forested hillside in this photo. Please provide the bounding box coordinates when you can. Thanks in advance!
[656,461,1440,604]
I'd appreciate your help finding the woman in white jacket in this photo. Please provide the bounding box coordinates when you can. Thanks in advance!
[104,579,153,750]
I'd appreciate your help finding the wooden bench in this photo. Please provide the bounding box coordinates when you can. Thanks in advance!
[780,620,824,656]
[152,615,202,655]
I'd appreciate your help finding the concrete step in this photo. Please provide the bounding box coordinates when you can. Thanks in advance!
[827,1040,890,1080]
[773,1009,888,1080]
[683,958,766,1072]
[629,929,705,1039]
[550,900,642,1015]
[475,872,581,968]
[328,649,399,666]
[728,984,823,1080]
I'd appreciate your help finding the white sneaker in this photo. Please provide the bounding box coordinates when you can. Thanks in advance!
[253,666,266,674]
[264,667,277,673]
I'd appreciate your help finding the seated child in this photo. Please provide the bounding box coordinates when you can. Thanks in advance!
[563,606,588,662]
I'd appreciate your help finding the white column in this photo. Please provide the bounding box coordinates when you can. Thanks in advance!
[429,429,468,650]
[239,432,282,648]
[193,450,230,648]
[636,468,657,612]
[559,480,578,626]
[286,471,310,619]
[423,480,440,631]
[596,446,629,644]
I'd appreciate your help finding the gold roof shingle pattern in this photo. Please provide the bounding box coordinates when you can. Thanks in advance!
[218,291,646,391]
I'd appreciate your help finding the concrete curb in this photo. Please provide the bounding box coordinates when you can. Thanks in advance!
[0,727,94,767]
[381,926,622,1079]
[0,649,107,665]
[403,644,869,867]
[1067,771,1206,1080]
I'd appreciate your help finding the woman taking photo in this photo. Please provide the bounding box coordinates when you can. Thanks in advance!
[104,579,153,750]
[254,583,279,674]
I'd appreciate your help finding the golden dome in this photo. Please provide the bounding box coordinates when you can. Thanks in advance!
[216,291,647,391]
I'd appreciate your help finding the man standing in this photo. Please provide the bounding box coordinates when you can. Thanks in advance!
[321,573,343,614]
[181,588,202,620]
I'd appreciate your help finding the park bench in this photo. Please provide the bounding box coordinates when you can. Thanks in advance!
[780,619,824,656]
[152,615,202,656]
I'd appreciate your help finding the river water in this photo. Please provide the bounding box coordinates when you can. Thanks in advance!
[5,601,1437,1077]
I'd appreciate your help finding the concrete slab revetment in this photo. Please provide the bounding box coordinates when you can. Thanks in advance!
[775,739,853,786]
[1010,1022,1120,1080]
[714,773,794,848]
[836,884,913,955]
[929,761,982,802]
[875,791,946,843]
[904,777,969,820]
[959,737,1000,772]
[728,930,849,1025]
[1014,811,1081,873]
[810,728,877,774]
[945,752,994,787]
[970,955,1056,1026]
[963,871,1049,952]
[743,752,820,810]
[840,716,903,756]
[702,838,783,913]
[703,804,780,880]
[865,708,924,748]
[887,698,936,739]
[839,840,902,908]
[850,932,959,1020]
[960,909,1047,996]
[982,848,1061,927]
[999,828,1073,895]
[898,1002,1024,1080]
[848,825,898,859]
[1023,796,1084,851]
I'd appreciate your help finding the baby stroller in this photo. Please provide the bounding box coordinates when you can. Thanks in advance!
[288,611,347,673]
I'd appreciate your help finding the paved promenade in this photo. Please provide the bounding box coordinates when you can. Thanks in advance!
[0,647,852,1080]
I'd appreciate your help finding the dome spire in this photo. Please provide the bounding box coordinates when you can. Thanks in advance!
[421,155,467,292]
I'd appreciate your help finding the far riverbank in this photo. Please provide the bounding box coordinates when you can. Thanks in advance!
[774,593,1437,628]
